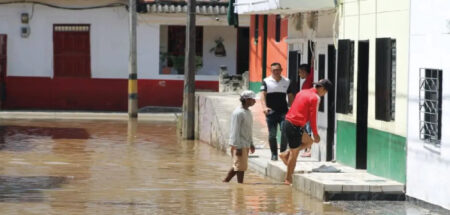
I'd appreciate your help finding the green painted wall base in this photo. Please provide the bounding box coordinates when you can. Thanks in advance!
[336,120,357,168]
[336,120,406,183]
[367,128,406,183]
[249,82,261,93]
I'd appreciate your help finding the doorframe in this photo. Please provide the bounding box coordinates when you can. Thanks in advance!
[313,38,335,161]
[356,40,370,169]
[326,44,336,161]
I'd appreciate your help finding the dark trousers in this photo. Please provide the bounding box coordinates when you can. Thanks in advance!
[266,112,287,156]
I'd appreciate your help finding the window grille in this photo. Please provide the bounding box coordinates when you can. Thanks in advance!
[419,68,442,146]
[54,25,90,32]
[390,40,396,120]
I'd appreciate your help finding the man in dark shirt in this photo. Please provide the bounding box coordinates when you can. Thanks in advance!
[260,62,295,161]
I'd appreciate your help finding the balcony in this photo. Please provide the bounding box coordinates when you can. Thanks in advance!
[234,0,336,14]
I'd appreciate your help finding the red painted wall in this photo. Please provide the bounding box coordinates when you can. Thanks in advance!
[266,15,288,77]
[249,15,262,84]
[3,77,217,111]
[249,15,288,84]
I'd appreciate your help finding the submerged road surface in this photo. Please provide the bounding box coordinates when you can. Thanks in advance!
[0,119,350,215]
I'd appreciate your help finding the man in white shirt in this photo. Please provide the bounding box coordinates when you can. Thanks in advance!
[223,90,256,183]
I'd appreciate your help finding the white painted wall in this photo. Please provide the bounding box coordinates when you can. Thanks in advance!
[199,26,237,75]
[407,0,450,210]
[336,0,410,137]
[0,4,158,79]
[0,3,239,82]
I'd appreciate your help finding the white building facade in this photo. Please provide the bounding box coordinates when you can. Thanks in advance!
[0,0,248,110]
[407,0,450,210]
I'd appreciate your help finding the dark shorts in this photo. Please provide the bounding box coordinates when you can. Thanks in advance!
[284,120,304,149]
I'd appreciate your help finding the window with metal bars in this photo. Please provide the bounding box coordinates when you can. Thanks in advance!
[419,68,442,147]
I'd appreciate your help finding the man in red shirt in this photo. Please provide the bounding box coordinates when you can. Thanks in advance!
[299,64,314,90]
[279,79,333,184]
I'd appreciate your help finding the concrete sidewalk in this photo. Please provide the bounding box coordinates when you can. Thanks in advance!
[0,111,179,122]
[196,92,405,201]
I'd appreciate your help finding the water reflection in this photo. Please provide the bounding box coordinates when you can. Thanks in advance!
[0,125,89,151]
[0,119,351,215]
[0,176,67,203]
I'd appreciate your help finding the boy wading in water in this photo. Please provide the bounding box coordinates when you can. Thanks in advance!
[223,90,256,183]
[279,79,332,185]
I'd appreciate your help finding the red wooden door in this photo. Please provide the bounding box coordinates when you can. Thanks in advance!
[0,35,6,108]
[53,25,91,78]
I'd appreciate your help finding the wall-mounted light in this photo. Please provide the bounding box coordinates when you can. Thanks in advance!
[21,13,29,24]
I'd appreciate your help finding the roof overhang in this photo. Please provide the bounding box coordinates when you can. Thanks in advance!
[142,1,229,15]
[234,0,336,14]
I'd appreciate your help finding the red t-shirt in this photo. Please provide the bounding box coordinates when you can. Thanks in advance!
[285,88,320,135]
[301,67,314,90]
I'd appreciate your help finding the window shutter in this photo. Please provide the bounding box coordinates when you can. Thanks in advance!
[336,39,354,114]
[375,38,393,121]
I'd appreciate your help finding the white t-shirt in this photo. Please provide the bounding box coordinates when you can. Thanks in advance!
[229,106,253,149]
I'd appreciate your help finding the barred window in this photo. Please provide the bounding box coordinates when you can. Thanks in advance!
[419,68,442,147]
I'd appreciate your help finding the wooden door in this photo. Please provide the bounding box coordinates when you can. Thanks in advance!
[53,25,91,78]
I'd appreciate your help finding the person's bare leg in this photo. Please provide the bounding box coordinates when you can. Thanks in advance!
[285,148,300,184]
[301,147,311,157]
[223,168,237,182]
[279,150,290,166]
[236,171,245,184]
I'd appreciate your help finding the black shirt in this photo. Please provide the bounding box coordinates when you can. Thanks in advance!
[260,76,294,114]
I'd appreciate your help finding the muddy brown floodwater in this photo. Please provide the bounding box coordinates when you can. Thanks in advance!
[0,119,352,215]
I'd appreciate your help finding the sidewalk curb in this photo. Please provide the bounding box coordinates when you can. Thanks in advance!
[196,92,405,201]
[0,111,179,122]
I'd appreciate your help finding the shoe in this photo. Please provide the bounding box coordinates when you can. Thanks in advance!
[271,155,278,161]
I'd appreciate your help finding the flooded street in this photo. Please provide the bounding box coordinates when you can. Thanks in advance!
[0,119,350,215]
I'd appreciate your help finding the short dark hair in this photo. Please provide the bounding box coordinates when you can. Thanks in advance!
[271,62,282,68]
[240,97,246,105]
[298,64,310,73]
[314,79,333,91]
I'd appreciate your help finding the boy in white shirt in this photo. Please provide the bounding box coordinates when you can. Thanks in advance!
[223,90,256,183]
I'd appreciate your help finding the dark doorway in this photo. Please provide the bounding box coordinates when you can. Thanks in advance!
[236,27,249,75]
[318,54,325,112]
[0,35,6,109]
[326,45,336,161]
[356,41,369,169]
[288,51,301,94]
